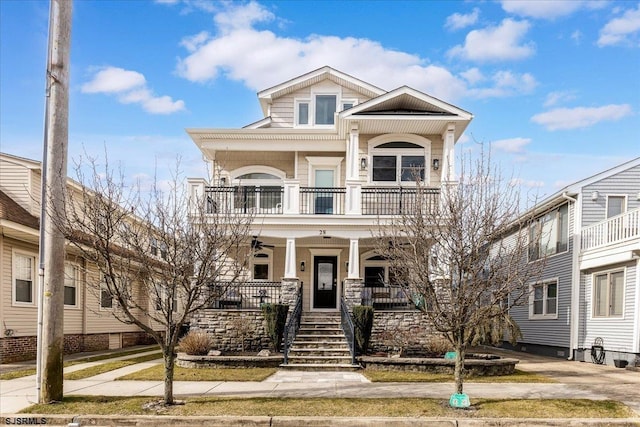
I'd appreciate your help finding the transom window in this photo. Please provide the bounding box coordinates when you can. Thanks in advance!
[529,204,568,261]
[13,252,35,304]
[593,270,624,317]
[371,142,426,184]
[530,280,557,319]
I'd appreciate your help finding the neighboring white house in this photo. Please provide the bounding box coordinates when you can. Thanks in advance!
[508,157,640,366]
[0,152,158,362]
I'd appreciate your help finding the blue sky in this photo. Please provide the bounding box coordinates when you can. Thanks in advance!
[1,0,639,204]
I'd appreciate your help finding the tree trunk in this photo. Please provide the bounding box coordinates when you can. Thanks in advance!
[163,349,175,405]
[454,341,466,395]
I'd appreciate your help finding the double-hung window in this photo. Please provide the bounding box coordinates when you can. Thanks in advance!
[100,278,113,309]
[64,264,78,307]
[530,280,558,319]
[13,252,35,304]
[529,204,568,261]
[593,270,624,317]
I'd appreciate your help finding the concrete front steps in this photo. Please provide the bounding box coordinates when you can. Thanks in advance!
[281,312,361,371]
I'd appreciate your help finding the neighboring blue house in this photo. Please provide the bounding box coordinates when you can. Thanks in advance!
[508,157,640,367]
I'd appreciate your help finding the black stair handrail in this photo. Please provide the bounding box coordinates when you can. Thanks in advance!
[283,285,303,365]
[340,297,357,365]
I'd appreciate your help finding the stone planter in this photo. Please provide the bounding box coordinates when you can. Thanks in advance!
[176,352,283,369]
[359,354,519,376]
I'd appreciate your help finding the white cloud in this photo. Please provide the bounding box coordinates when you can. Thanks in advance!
[467,70,537,98]
[460,67,484,84]
[445,8,480,31]
[81,67,146,93]
[598,4,640,47]
[176,3,470,101]
[571,30,583,45]
[447,19,535,62]
[501,0,607,20]
[531,104,633,130]
[492,137,532,153]
[543,90,576,107]
[82,66,185,115]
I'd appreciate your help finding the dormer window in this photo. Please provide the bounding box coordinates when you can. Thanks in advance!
[295,93,340,126]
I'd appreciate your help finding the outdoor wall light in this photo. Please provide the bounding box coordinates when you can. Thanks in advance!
[220,177,227,186]
[591,191,599,201]
[300,261,305,272]
[360,157,367,170]
[432,158,440,171]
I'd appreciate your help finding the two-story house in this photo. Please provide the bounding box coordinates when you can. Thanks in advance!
[0,152,158,362]
[508,157,640,367]
[185,67,473,360]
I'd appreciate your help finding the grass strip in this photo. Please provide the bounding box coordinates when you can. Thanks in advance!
[0,346,160,381]
[64,352,163,380]
[20,396,634,418]
[117,365,277,382]
[364,369,555,383]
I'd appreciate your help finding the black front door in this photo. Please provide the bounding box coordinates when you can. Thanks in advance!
[313,256,337,309]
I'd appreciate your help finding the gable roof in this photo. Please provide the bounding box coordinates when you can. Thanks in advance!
[0,189,39,229]
[257,66,386,116]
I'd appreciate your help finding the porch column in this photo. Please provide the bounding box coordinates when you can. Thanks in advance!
[283,179,300,215]
[280,278,301,309]
[284,237,297,279]
[441,123,455,182]
[187,178,206,215]
[346,125,360,181]
[343,238,363,309]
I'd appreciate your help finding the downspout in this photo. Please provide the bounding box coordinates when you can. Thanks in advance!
[562,191,580,360]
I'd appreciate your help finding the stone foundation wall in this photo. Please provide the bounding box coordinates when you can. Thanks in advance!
[176,353,282,368]
[188,310,271,352]
[359,356,519,376]
[369,310,434,353]
[122,331,157,347]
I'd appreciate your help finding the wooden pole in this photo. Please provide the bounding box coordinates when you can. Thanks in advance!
[38,0,72,404]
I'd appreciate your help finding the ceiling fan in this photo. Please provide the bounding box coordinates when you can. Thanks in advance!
[251,236,274,251]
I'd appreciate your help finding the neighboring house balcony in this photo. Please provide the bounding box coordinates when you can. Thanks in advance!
[580,207,640,270]
[190,181,440,217]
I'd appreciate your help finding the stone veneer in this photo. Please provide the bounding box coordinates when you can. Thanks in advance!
[369,310,434,353]
[188,309,272,352]
[359,356,519,376]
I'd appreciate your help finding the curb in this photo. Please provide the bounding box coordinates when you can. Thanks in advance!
[2,415,640,426]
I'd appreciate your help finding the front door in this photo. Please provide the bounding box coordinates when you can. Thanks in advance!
[313,256,338,309]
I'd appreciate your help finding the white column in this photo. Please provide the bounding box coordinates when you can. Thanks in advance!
[348,238,360,279]
[187,178,206,215]
[441,123,455,182]
[283,179,300,215]
[284,238,297,279]
[346,126,360,181]
[345,180,362,215]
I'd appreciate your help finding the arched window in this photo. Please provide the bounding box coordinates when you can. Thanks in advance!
[368,135,431,185]
[231,167,285,213]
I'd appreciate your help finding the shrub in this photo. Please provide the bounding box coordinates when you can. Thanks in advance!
[261,303,289,352]
[423,335,452,356]
[178,330,212,356]
[353,305,374,355]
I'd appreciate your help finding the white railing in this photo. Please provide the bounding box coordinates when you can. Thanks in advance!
[581,208,640,250]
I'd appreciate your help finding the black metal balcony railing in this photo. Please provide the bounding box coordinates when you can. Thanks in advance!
[362,187,439,215]
[207,281,281,309]
[205,186,284,215]
[361,285,417,310]
[300,187,346,215]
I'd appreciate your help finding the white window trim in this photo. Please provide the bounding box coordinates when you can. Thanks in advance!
[294,99,311,127]
[306,156,343,188]
[294,88,342,128]
[528,204,569,263]
[252,249,273,282]
[605,194,627,219]
[367,134,432,186]
[230,166,285,213]
[12,250,37,307]
[591,268,626,319]
[340,99,357,111]
[64,263,80,309]
[529,278,559,320]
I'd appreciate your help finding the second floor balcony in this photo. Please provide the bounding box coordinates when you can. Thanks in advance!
[581,208,640,251]
[196,183,440,217]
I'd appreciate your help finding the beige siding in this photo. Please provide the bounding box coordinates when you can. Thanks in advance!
[0,158,35,215]
[270,94,295,128]
[216,152,296,178]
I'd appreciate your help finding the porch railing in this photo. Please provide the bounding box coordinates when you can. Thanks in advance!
[300,187,346,215]
[207,281,281,310]
[361,187,439,215]
[204,186,284,215]
[340,297,357,365]
[283,286,303,364]
[581,208,640,251]
[361,285,415,310]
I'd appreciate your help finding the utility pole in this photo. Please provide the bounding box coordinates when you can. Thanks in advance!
[37,0,72,404]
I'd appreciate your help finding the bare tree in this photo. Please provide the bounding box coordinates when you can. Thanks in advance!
[375,149,543,400]
[54,154,253,405]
